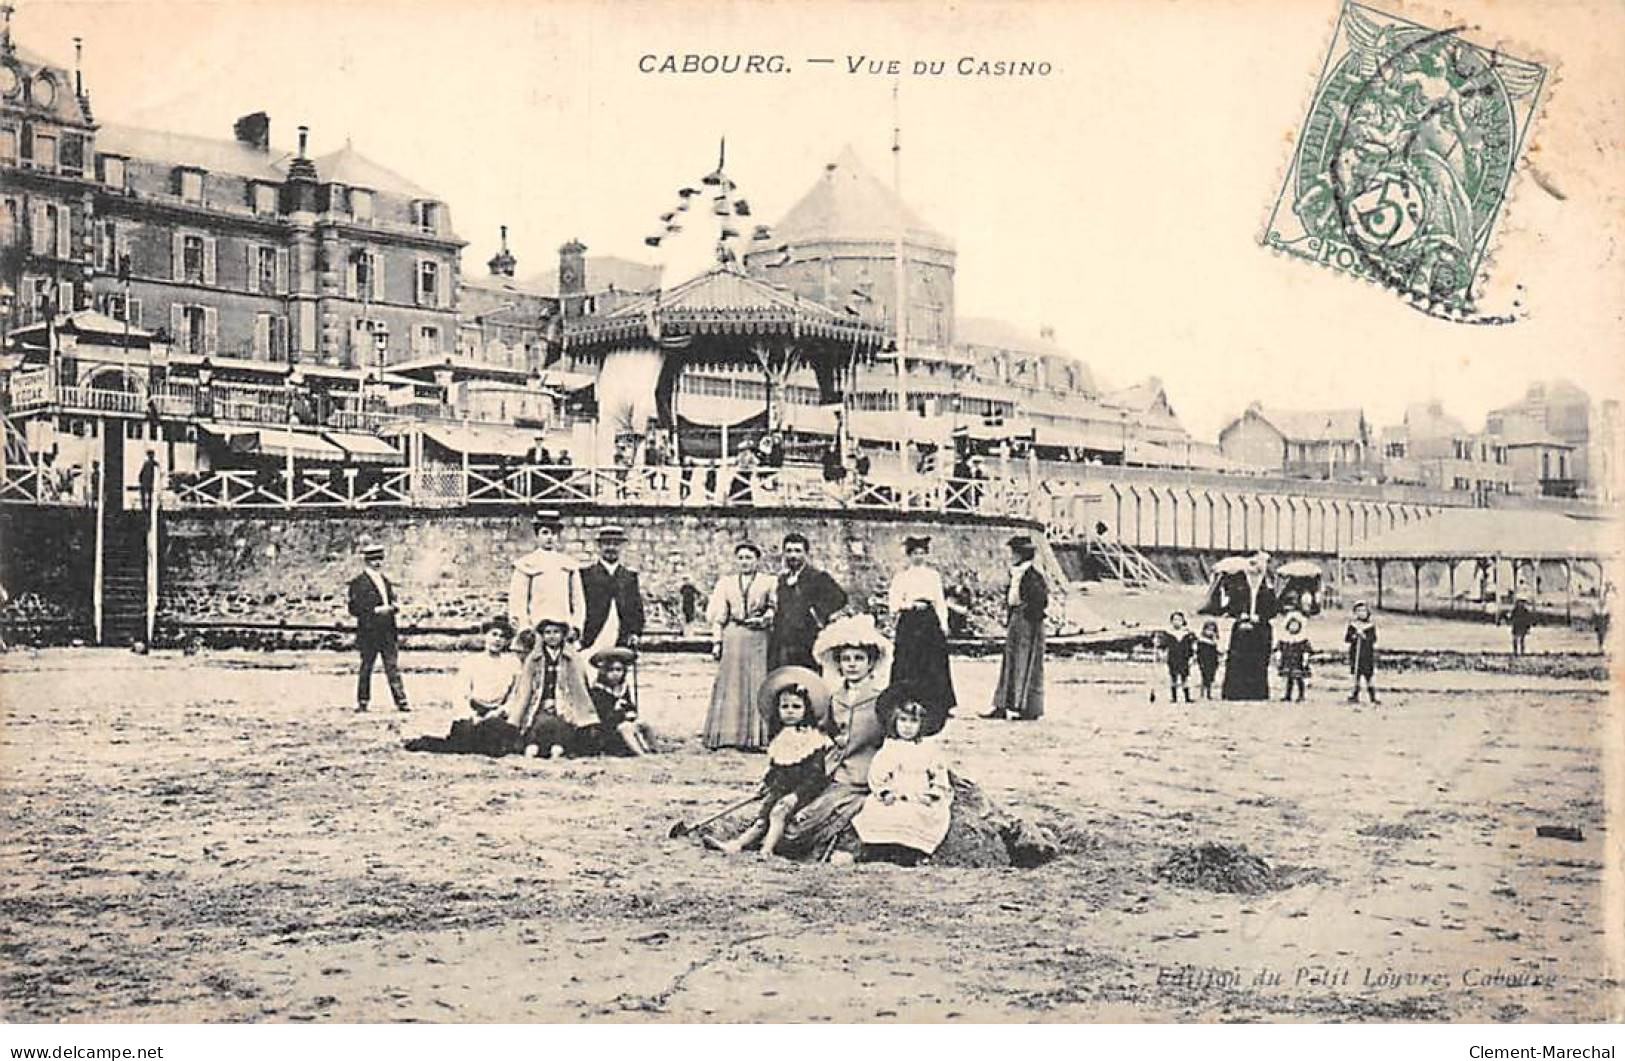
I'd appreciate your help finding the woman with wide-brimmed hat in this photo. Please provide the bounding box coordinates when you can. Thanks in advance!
[775,613,892,859]
[703,540,778,751]
[886,535,957,733]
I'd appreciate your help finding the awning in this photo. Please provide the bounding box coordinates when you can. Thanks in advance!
[418,422,537,458]
[1034,421,1124,452]
[324,431,404,465]
[1340,509,1617,562]
[204,425,348,462]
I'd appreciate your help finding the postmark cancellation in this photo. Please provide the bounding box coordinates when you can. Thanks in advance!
[1264,2,1546,318]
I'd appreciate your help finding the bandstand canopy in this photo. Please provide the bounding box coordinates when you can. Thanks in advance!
[561,264,885,360]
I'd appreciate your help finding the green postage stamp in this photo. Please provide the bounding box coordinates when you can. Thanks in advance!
[1264,2,1546,317]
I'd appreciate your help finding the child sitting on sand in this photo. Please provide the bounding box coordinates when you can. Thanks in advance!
[1276,613,1311,703]
[1195,620,1222,700]
[1344,601,1380,704]
[589,647,658,756]
[852,683,953,866]
[707,669,833,859]
[1159,610,1197,704]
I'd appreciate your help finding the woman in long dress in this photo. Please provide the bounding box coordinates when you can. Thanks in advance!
[887,535,956,735]
[986,535,1047,721]
[1219,552,1279,701]
[702,541,777,750]
[777,613,891,859]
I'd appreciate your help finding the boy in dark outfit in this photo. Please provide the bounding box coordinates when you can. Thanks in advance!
[1195,619,1222,700]
[1344,601,1380,703]
[1160,610,1197,703]
[589,646,657,756]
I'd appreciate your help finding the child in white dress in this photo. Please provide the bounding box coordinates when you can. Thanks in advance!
[852,684,953,866]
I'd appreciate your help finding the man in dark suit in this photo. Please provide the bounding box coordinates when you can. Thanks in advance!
[579,525,645,666]
[347,536,410,713]
[768,532,848,669]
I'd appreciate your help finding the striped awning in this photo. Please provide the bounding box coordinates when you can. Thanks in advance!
[324,431,404,464]
[204,425,348,462]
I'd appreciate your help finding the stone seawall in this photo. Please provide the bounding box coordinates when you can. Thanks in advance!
[157,505,1052,648]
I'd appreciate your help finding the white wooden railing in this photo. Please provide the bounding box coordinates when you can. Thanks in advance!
[156,463,1043,518]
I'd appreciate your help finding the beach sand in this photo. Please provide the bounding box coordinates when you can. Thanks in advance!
[0,634,1614,1022]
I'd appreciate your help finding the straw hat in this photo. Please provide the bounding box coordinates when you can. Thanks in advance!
[757,666,832,727]
[812,612,893,675]
[589,646,637,668]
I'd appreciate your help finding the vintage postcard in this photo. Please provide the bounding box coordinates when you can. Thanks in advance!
[0,0,1621,1036]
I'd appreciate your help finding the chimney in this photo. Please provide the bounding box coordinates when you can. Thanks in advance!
[559,238,587,318]
[233,112,271,152]
[487,224,517,278]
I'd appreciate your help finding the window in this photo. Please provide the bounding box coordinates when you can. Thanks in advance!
[416,324,439,355]
[252,183,277,216]
[417,260,439,306]
[101,155,126,189]
[415,200,440,233]
[33,133,56,171]
[103,294,141,326]
[59,135,84,176]
[1384,441,1405,458]
[183,235,205,283]
[0,127,16,165]
[32,203,61,257]
[351,189,374,221]
[183,306,208,355]
[256,245,278,295]
[254,313,289,361]
[355,252,373,296]
[178,169,204,204]
[1,198,16,247]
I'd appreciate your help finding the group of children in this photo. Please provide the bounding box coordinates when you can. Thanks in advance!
[708,613,953,866]
[1158,601,1381,704]
[420,616,659,758]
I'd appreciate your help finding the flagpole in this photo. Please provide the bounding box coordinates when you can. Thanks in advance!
[891,80,910,465]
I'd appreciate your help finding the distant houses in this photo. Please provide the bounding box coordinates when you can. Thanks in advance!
[1217,383,1618,501]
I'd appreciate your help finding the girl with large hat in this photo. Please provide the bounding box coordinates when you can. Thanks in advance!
[886,535,957,733]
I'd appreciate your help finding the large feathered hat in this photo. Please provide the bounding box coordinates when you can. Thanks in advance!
[812,613,893,676]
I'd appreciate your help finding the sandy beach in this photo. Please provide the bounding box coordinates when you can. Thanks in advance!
[0,617,1616,1022]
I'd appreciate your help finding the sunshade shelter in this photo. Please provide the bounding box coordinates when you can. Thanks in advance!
[1339,508,1616,617]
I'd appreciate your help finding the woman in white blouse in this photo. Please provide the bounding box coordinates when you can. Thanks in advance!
[885,536,957,734]
[702,541,777,750]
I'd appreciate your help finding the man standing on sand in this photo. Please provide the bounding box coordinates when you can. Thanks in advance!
[346,536,409,713]
[768,532,848,670]
[579,525,646,667]
[508,509,582,639]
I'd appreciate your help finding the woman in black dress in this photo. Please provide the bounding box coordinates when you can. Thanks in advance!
[1217,552,1279,701]
[886,536,957,734]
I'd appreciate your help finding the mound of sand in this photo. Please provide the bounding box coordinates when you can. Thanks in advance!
[1155,842,1280,894]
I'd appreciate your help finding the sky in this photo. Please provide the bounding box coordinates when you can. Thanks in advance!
[13,0,1625,441]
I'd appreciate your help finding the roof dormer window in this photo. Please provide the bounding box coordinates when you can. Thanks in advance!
[177,168,205,204]
[251,182,278,216]
[30,73,57,110]
[350,188,374,222]
[413,200,441,234]
[99,154,127,190]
